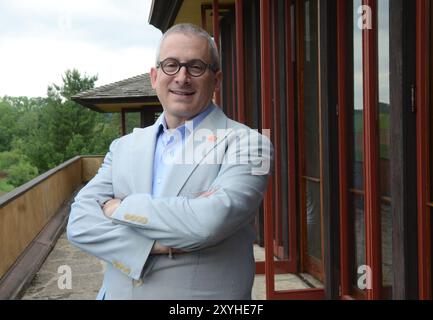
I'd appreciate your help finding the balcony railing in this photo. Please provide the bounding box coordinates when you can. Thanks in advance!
[0,156,103,297]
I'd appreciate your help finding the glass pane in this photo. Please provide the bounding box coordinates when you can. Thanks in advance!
[377,0,393,298]
[291,3,298,118]
[306,180,322,259]
[303,0,320,179]
[125,112,140,134]
[381,199,393,291]
[352,0,364,191]
[350,0,366,294]
[243,0,261,129]
[302,0,322,264]
[277,0,289,257]
[351,194,366,290]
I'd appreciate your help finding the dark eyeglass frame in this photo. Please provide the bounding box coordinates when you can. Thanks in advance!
[157,58,218,77]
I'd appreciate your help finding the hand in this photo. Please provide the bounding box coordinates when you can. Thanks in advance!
[151,242,171,254]
[151,242,185,255]
[102,198,121,218]
[198,188,218,198]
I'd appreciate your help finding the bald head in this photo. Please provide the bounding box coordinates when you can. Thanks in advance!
[155,23,220,72]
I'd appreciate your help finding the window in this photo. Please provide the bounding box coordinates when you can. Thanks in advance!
[377,0,393,298]
[299,0,324,281]
[349,0,366,295]
[271,0,290,259]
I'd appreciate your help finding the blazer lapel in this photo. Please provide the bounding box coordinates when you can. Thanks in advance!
[130,119,161,194]
[160,106,231,196]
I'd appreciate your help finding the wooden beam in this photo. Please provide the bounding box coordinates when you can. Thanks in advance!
[362,0,381,300]
[337,0,351,298]
[266,288,325,300]
[201,5,207,30]
[271,0,283,257]
[416,0,432,300]
[285,0,298,272]
[212,0,222,107]
[260,0,276,300]
[235,0,246,123]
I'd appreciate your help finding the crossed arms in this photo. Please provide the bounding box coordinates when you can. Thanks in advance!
[67,130,273,280]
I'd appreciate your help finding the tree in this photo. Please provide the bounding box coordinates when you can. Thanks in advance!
[43,69,99,158]
[0,69,121,192]
[0,100,18,152]
[0,150,22,172]
[6,161,39,187]
[0,179,15,194]
[0,150,39,190]
[49,69,98,100]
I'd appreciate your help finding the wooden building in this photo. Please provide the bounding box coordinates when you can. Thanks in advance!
[72,73,162,135]
[148,0,432,300]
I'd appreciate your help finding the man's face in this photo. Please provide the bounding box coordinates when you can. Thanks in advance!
[150,33,222,126]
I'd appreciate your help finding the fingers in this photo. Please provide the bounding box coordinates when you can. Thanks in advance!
[198,188,218,198]
[102,198,121,218]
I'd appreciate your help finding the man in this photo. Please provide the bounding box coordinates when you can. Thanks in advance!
[67,23,273,300]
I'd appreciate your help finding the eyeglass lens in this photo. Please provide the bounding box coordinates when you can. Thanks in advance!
[160,58,207,77]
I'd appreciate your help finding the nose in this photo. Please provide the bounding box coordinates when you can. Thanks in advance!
[174,65,191,85]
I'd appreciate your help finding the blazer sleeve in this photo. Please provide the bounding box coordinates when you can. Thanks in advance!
[111,129,274,251]
[66,139,155,280]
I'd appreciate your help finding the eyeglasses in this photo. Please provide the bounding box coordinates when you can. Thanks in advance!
[157,58,218,77]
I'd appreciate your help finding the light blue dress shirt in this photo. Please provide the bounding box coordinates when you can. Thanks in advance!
[152,104,215,197]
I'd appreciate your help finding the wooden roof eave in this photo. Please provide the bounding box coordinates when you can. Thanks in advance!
[148,0,184,32]
[72,96,162,113]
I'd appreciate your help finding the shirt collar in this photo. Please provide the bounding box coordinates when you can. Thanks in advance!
[156,103,215,139]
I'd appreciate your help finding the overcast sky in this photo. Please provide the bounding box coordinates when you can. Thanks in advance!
[0,0,162,97]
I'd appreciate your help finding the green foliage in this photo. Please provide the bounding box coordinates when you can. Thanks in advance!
[49,69,98,100]
[0,150,39,188]
[0,68,121,192]
[0,150,22,171]
[0,179,15,193]
[0,101,18,152]
[6,161,39,187]
[125,112,141,134]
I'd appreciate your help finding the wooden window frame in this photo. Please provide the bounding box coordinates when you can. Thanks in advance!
[319,0,340,299]
[235,0,246,124]
[337,0,382,300]
[219,10,236,118]
[286,0,299,274]
[120,107,161,136]
[416,0,432,300]
[296,0,325,282]
[212,0,222,107]
[271,0,285,261]
[261,0,324,300]
[361,0,382,300]
[338,0,421,299]
[388,0,418,299]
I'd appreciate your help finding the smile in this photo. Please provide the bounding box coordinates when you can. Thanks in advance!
[169,89,195,96]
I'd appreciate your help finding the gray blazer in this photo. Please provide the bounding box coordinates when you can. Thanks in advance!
[67,106,273,299]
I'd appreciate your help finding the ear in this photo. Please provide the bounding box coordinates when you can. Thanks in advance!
[213,70,222,91]
[150,67,158,89]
